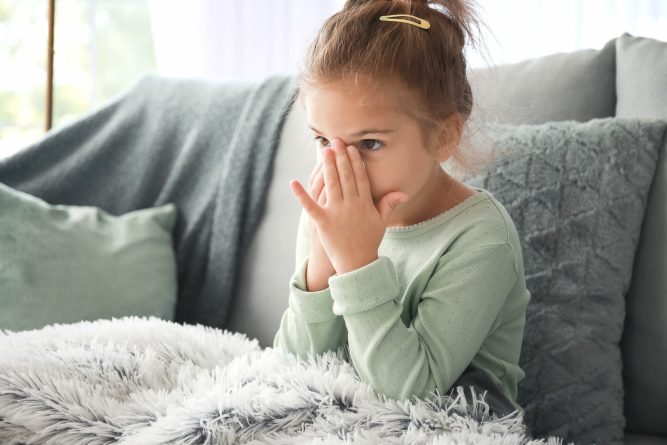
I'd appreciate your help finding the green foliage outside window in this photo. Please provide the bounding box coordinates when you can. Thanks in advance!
[0,0,156,159]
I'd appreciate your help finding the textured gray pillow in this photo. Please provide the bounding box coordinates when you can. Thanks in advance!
[458,118,667,445]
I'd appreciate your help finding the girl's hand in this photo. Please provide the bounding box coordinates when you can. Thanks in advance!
[306,161,336,276]
[290,138,409,275]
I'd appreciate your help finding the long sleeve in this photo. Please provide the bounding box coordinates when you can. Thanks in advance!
[327,242,518,402]
[273,209,347,360]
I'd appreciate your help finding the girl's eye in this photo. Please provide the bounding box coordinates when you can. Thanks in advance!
[360,139,383,151]
[312,136,383,152]
[313,136,331,149]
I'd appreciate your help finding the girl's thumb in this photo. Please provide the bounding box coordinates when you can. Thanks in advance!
[378,193,409,224]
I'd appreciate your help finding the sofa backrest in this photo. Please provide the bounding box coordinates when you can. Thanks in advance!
[466,37,617,126]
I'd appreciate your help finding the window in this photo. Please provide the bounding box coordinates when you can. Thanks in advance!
[0,0,155,159]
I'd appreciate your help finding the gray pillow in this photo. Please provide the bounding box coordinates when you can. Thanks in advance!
[458,117,667,445]
[0,181,179,332]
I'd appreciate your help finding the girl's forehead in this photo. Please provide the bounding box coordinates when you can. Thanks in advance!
[306,84,402,114]
[306,75,405,104]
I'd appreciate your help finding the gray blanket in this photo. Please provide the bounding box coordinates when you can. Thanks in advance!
[0,74,299,330]
[0,316,552,444]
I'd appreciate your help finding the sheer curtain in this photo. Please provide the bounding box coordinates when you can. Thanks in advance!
[148,0,345,81]
[148,0,667,80]
[468,0,667,68]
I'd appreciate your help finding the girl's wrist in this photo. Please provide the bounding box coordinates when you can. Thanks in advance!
[305,258,335,292]
[334,254,379,275]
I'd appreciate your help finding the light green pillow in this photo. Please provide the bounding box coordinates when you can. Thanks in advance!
[0,181,178,332]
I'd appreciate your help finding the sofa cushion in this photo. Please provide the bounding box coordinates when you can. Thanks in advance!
[459,118,666,444]
[0,182,178,331]
[615,32,667,437]
[467,37,616,126]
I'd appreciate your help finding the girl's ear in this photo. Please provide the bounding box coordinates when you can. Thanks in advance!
[434,112,463,163]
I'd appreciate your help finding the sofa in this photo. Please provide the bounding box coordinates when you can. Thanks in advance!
[225,32,667,444]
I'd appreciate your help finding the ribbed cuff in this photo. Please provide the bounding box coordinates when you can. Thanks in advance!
[289,256,338,323]
[328,256,400,316]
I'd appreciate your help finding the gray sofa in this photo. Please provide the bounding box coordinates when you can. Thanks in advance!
[226,32,667,444]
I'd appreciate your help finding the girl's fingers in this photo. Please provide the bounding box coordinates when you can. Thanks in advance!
[308,162,323,189]
[290,179,322,221]
[346,144,372,200]
[309,164,324,197]
[318,183,327,205]
[322,146,343,202]
[333,140,358,198]
[312,167,325,203]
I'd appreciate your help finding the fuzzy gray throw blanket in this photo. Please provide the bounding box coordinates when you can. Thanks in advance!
[0,317,568,444]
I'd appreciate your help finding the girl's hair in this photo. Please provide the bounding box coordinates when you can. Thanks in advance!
[296,0,497,178]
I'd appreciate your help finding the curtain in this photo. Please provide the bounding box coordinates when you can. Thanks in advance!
[469,0,667,68]
[148,0,345,81]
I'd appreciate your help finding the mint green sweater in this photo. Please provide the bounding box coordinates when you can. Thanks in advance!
[273,187,530,415]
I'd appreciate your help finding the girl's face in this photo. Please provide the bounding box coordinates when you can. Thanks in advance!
[303,77,451,226]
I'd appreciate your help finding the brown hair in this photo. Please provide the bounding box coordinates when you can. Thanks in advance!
[296,0,496,178]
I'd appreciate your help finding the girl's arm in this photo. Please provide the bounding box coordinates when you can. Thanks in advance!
[327,241,518,402]
[273,209,348,360]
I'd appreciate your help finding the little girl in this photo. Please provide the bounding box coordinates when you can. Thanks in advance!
[273,0,531,421]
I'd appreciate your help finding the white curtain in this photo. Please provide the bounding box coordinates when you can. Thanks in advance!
[148,0,667,80]
[148,0,345,81]
[468,0,667,68]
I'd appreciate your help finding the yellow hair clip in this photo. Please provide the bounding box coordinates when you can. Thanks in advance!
[379,14,431,30]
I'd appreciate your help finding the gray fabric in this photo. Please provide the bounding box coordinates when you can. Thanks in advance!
[459,117,667,445]
[615,33,667,437]
[467,36,616,126]
[0,74,299,330]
